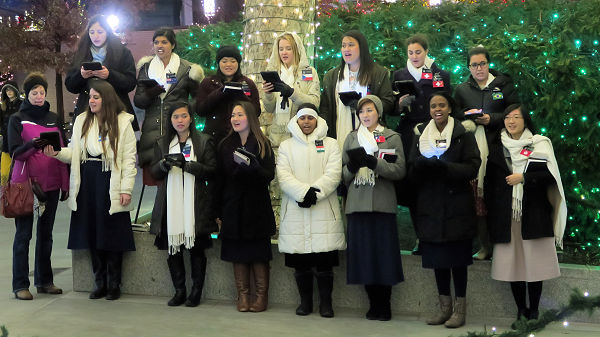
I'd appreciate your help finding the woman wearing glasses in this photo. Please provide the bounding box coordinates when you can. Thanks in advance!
[454,46,519,261]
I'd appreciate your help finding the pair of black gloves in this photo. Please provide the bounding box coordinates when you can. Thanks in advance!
[145,83,166,98]
[32,137,50,149]
[413,156,447,174]
[345,147,378,173]
[160,153,186,172]
[297,187,321,208]
[271,81,294,110]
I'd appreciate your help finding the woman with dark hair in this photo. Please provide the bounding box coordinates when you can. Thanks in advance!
[409,91,480,328]
[150,103,218,307]
[9,72,69,300]
[65,15,138,127]
[45,79,137,301]
[485,103,566,327]
[1,80,22,185]
[134,27,205,186]
[196,45,261,142]
[454,45,520,260]
[216,100,275,313]
[342,95,405,321]
[320,30,394,150]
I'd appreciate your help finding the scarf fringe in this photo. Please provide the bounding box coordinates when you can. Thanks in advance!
[354,167,375,186]
[168,233,196,255]
[511,197,522,221]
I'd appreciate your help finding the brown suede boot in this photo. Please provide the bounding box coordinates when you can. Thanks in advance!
[249,263,269,312]
[233,263,251,312]
[445,297,467,328]
[427,295,453,325]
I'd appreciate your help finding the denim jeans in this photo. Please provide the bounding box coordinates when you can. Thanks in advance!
[12,190,60,292]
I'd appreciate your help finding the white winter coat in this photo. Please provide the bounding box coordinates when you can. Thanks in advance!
[276,115,346,254]
[56,112,137,214]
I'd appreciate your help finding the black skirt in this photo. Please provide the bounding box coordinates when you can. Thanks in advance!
[153,210,213,251]
[284,251,339,269]
[421,239,473,269]
[68,160,135,252]
[220,238,272,263]
[346,212,404,285]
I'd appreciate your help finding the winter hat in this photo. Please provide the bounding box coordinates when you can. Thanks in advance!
[216,45,242,63]
[23,72,48,97]
[357,95,383,117]
[1,80,19,98]
[295,103,319,119]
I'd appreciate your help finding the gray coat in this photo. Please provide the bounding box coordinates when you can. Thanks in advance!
[342,127,406,214]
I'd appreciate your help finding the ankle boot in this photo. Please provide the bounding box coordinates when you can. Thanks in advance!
[315,270,334,318]
[233,263,251,312]
[294,270,313,315]
[249,263,269,312]
[377,286,392,321]
[186,252,207,307]
[168,289,187,306]
[365,285,378,320]
[444,297,466,328]
[427,295,453,325]
[90,249,107,299]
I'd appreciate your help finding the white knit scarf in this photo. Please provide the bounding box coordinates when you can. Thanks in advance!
[335,64,368,151]
[474,125,489,197]
[148,53,181,99]
[83,116,113,172]
[406,56,435,81]
[354,124,384,186]
[419,117,454,158]
[500,129,567,247]
[166,135,196,255]
[274,65,296,125]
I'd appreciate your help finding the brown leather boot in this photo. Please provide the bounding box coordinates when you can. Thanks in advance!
[445,297,467,328]
[36,284,63,294]
[249,263,269,312]
[233,263,251,312]
[15,289,33,300]
[427,295,453,325]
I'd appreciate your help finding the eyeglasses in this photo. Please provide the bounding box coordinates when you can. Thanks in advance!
[469,61,488,69]
[504,116,523,121]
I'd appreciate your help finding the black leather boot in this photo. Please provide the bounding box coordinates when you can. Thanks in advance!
[105,252,123,300]
[316,270,334,318]
[294,269,313,316]
[167,253,187,306]
[365,285,378,320]
[378,285,392,321]
[185,251,207,307]
[89,249,107,299]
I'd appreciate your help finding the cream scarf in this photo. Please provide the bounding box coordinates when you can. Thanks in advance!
[335,64,368,151]
[406,56,435,82]
[354,124,384,186]
[274,65,296,125]
[166,135,196,255]
[501,129,567,247]
[148,53,181,99]
[83,116,113,172]
[419,117,454,158]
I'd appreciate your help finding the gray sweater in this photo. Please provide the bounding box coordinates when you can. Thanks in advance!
[342,127,406,214]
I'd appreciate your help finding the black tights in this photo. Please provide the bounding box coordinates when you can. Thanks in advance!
[295,266,332,273]
[434,267,468,297]
[510,281,543,312]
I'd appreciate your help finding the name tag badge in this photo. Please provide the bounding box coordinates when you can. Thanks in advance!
[302,69,313,81]
[182,144,192,160]
[315,139,324,153]
[242,81,251,96]
[433,73,444,88]
[436,139,448,148]
[421,68,433,80]
[520,146,532,157]
[166,73,177,85]
[492,88,504,100]
[98,136,103,142]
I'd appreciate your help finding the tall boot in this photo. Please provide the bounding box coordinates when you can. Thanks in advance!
[167,253,187,306]
[364,285,379,320]
[444,297,466,328]
[427,295,453,325]
[378,285,392,321]
[89,249,107,299]
[473,216,492,260]
[186,250,207,307]
[249,263,270,312]
[294,269,313,316]
[315,270,334,318]
[233,263,251,312]
[105,251,123,300]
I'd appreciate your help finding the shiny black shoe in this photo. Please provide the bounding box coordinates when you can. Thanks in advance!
[89,287,107,300]
[105,287,121,300]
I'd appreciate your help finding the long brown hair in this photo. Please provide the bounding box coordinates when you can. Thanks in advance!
[338,30,374,86]
[223,100,271,159]
[81,79,124,164]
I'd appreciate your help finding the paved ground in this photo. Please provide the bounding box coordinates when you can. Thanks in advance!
[1,173,599,337]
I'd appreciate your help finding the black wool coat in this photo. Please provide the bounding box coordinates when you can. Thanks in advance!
[484,134,556,243]
[408,120,481,242]
[150,131,219,237]
[216,132,276,241]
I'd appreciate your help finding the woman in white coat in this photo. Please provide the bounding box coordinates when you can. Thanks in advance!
[277,103,345,318]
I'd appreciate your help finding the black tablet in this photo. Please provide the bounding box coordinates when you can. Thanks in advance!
[39,131,61,151]
[393,80,417,96]
[82,62,102,71]
[260,71,282,84]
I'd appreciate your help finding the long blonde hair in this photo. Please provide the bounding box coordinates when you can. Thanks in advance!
[277,34,301,76]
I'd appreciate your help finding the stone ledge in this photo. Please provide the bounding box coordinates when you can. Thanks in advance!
[73,232,600,323]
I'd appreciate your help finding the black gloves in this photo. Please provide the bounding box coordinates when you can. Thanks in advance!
[346,147,368,173]
[297,187,321,208]
[146,84,166,98]
[32,138,49,149]
[273,82,294,98]
[60,190,69,201]
[365,154,378,170]
[160,158,173,172]
[413,156,447,174]
[348,99,359,110]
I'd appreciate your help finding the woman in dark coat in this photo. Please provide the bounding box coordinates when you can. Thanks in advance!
[485,103,566,327]
[65,15,138,128]
[150,103,218,307]
[453,46,520,260]
[216,101,275,313]
[134,28,204,185]
[409,91,480,328]
[1,81,22,185]
[196,46,260,142]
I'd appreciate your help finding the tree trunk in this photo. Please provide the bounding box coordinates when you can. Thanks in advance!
[54,70,64,125]
[192,0,208,24]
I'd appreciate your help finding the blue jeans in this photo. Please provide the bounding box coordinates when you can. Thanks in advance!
[12,190,60,292]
